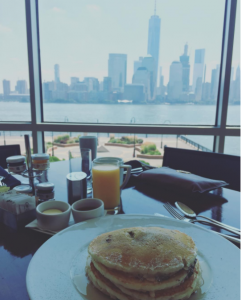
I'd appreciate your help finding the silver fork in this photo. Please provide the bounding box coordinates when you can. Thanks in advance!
[163,203,240,244]
[164,202,240,235]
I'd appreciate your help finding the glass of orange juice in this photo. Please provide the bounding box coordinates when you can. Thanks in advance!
[92,158,131,213]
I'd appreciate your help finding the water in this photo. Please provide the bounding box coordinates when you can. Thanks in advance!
[0,102,239,155]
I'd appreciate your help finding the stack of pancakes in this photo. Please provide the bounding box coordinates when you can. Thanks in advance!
[86,227,202,300]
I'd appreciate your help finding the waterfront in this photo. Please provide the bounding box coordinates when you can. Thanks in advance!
[0,102,240,155]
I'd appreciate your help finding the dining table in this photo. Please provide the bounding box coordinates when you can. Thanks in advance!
[0,159,240,300]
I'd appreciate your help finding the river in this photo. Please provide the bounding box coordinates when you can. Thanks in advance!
[0,102,240,155]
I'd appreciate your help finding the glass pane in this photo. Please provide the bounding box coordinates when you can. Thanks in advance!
[39,0,225,125]
[44,132,213,167]
[0,131,33,154]
[224,137,240,156]
[227,0,240,126]
[0,0,31,121]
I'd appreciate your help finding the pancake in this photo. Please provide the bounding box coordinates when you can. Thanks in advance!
[92,258,191,291]
[86,262,133,300]
[88,227,197,275]
[86,260,202,300]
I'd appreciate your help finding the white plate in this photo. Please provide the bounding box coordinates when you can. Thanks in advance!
[26,214,240,300]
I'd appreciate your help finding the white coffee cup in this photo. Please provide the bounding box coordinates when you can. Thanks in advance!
[71,198,104,223]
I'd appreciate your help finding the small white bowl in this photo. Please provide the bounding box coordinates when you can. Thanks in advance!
[36,201,71,231]
[72,198,104,223]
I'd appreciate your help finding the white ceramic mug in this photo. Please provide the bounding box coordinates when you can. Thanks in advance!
[71,198,104,223]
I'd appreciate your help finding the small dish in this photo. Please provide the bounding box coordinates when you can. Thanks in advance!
[71,198,104,223]
[36,201,71,231]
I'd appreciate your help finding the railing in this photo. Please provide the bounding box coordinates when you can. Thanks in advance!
[177,135,212,152]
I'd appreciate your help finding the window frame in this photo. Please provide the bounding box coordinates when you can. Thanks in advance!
[0,0,239,154]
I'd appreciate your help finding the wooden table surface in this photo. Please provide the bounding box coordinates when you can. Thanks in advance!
[0,160,240,300]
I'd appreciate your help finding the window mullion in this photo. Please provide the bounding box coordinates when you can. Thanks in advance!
[214,0,237,153]
[25,0,43,153]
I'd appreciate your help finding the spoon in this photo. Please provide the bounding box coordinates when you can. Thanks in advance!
[175,201,241,235]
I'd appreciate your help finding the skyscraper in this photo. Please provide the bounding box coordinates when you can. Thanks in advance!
[179,43,190,92]
[134,57,143,74]
[147,4,161,88]
[132,67,151,100]
[103,77,112,92]
[192,49,205,92]
[108,54,127,91]
[3,80,10,96]
[54,64,60,83]
[168,61,182,100]
[15,80,28,94]
[84,77,99,91]
[210,65,220,100]
[141,56,156,100]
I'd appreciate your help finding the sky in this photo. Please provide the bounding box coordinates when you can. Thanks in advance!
[0,0,240,93]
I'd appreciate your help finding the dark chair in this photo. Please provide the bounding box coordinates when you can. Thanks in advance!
[0,145,21,169]
[162,146,240,191]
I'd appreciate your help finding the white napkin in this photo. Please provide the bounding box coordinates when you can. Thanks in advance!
[0,190,36,215]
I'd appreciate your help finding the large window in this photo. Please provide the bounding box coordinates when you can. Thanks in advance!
[0,0,31,121]
[227,0,240,126]
[0,131,33,154]
[39,0,225,125]
[0,0,239,157]
[43,131,215,167]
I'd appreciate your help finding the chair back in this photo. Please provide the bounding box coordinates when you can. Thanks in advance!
[162,146,240,191]
[0,145,21,169]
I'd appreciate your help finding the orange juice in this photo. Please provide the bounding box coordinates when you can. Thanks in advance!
[92,164,120,209]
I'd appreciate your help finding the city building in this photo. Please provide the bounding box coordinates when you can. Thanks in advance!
[134,57,143,74]
[3,80,10,96]
[70,81,87,92]
[147,8,161,88]
[132,67,150,101]
[192,49,205,93]
[158,75,165,98]
[179,43,190,92]
[68,91,88,102]
[168,61,182,100]
[195,77,203,101]
[103,77,112,92]
[124,84,145,103]
[141,56,156,100]
[70,77,79,86]
[210,65,220,101]
[15,80,28,94]
[202,82,211,101]
[108,53,127,91]
[42,81,56,101]
[84,77,99,92]
[54,64,60,83]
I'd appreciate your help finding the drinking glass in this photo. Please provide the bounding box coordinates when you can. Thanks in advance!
[69,148,92,194]
[92,158,131,213]
[79,136,97,161]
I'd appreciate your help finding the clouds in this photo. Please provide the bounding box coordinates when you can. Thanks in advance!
[0,24,12,34]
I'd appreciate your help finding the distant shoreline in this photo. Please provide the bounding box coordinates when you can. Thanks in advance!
[0,100,240,106]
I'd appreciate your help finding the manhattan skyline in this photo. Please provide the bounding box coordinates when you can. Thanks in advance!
[1,0,240,94]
